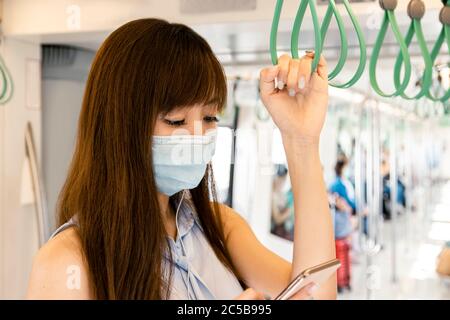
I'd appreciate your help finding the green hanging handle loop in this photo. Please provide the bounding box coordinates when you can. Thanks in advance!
[426,0,450,102]
[270,0,284,65]
[320,0,348,81]
[321,0,367,88]
[0,65,7,100]
[291,0,322,73]
[370,0,412,98]
[335,0,367,88]
[0,53,14,105]
[394,0,432,100]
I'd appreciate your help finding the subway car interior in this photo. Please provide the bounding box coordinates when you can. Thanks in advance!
[0,0,450,300]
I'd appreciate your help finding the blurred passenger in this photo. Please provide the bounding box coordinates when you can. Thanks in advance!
[271,165,294,241]
[330,157,356,236]
[329,157,355,293]
[330,157,357,214]
[381,159,406,220]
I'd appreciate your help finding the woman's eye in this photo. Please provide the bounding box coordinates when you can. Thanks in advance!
[164,119,186,126]
[204,116,219,123]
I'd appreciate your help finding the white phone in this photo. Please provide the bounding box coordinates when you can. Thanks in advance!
[274,258,341,300]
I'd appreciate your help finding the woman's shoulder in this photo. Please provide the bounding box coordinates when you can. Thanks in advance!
[27,226,92,299]
[40,227,83,264]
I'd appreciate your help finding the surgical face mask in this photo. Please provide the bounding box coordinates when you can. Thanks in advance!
[152,131,217,196]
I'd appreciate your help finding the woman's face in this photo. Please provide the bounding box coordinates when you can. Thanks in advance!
[153,104,219,136]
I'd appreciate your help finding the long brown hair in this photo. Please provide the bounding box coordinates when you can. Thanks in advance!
[57,18,244,299]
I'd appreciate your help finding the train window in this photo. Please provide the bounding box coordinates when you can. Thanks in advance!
[270,128,294,241]
[271,128,286,165]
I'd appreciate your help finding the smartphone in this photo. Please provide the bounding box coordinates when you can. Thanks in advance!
[274,259,341,300]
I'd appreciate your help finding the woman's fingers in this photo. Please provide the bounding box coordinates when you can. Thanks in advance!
[288,283,318,300]
[277,54,291,90]
[306,51,328,81]
[286,59,300,96]
[260,53,328,99]
[259,65,280,97]
[234,288,266,300]
[274,54,312,96]
[316,54,328,81]
[298,55,312,94]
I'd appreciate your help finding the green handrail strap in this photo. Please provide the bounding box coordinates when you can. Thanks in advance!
[270,0,284,65]
[321,0,366,88]
[0,64,7,100]
[394,0,432,100]
[426,0,450,102]
[0,54,13,105]
[320,0,348,81]
[369,0,412,98]
[291,0,322,73]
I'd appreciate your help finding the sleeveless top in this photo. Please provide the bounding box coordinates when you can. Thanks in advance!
[49,200,243,300]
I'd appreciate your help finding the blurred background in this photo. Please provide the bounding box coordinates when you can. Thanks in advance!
[0,0,449,299]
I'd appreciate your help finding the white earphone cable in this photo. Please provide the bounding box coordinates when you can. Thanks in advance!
[175,190,194,299]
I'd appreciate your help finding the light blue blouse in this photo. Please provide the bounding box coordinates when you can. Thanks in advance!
[49,199,244,300]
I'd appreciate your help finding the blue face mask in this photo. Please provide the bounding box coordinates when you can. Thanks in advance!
[152,131,217,196]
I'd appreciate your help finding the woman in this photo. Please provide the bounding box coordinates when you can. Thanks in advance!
[27,18,335,300]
